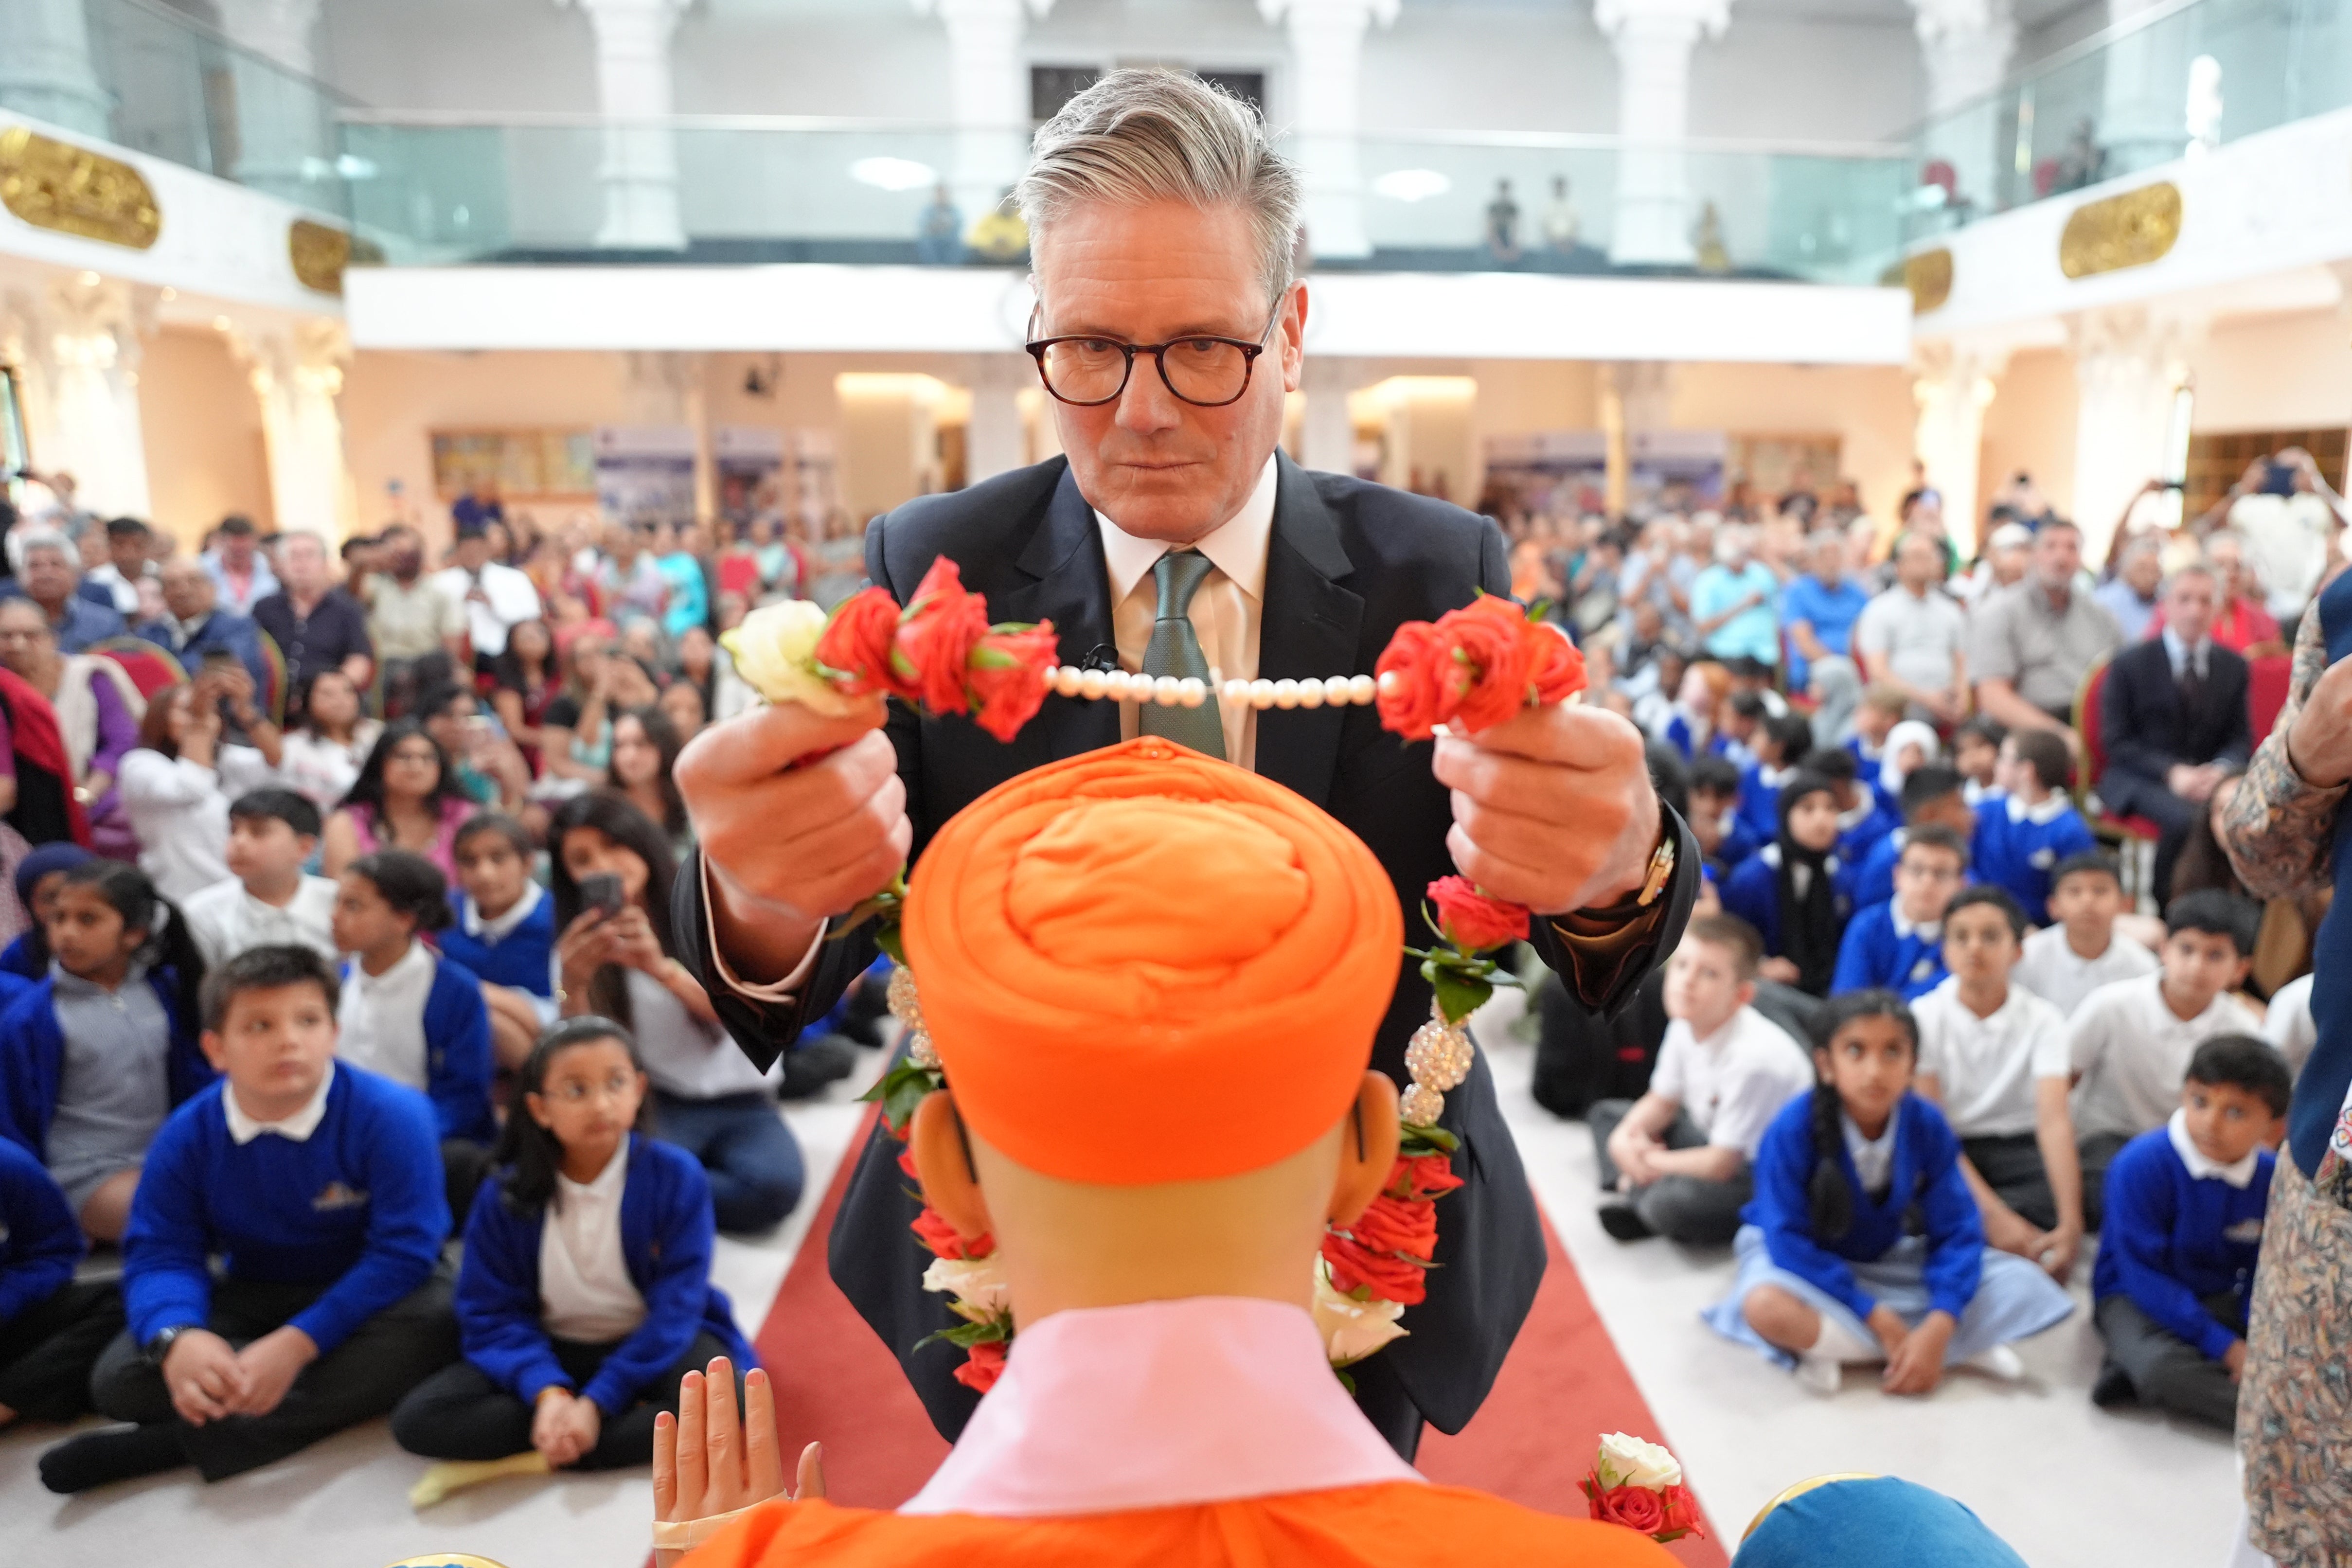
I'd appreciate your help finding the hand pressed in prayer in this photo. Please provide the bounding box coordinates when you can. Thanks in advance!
[1433,702,1662,916]
[653,1358,824,1568]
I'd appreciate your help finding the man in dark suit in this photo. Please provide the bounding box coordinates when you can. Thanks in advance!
[2099,561,2253,895]
[672,70,1697,1460]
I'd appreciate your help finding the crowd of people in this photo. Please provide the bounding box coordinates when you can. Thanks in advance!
[1522,448,2344,1427]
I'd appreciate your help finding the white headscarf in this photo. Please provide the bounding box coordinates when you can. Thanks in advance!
[1879,719,1942,799]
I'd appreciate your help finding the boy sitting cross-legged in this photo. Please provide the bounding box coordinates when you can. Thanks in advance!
[1831,825,1967,1001]
[2012,853,2157,1020]
[1846,764,1976,913]
[1971,730,2096,925]
[37,944,457,1493]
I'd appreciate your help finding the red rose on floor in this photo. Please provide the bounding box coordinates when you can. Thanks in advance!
[965,623,1060,742]
[953,1337,1007,1393]
[910,1204,994,1262]
[1392,1153,1465,1203]
[1428,874,1530,951]
[1347,1191,1439,1262]
[894,557,991,713]
[1378,619,1468,742]
[816,587,910,699]
[1437,596,1536,734]
[1321,1231,1431,1305]
[1523,618,1588,705]
[1591,1483,1666,1534]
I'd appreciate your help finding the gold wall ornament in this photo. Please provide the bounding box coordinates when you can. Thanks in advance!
[289,218,353,294]
[2059,181,2182,279]
[0,125,161,250]
[1903,248,1953,314]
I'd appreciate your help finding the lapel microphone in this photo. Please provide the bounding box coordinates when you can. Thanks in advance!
[1077,645,1121,674]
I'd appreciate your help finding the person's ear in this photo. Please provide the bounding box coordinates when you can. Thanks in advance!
[1281,283,1309,390]
[908,1090,992,1243]
[524,1090,556,1132]
[1328,1070,1403,1229]
[198,1028,229,1073]
[1734,978,1758,1010]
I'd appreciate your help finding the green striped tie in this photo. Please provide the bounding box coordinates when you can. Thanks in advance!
[1139,550,1226,760]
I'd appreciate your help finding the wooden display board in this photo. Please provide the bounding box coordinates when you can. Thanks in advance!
[429,428,597,500]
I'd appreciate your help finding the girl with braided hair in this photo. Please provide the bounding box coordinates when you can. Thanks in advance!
[1701,989,2072,1395]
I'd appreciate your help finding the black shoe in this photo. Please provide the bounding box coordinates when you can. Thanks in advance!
[40,1423,187,1493]
[1597,1201,1656,1242]
[777,1034,859,1101]
[2090,1361,2137,1408]
[837,971,892,1048]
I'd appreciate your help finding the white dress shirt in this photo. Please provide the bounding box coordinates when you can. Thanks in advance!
[430,560,542,657]
[336,942,439,1091]
[1913,976,2071,1139]
[2069,973,2261,1141]
[2013,923,2158,1021]
[224,1061,335,1144]
[182,873,340,969]
[539,1137,649,1343]
[1648,1004,1814,1157]
[2264,972,2316,1079]
[1095,453,1278,769]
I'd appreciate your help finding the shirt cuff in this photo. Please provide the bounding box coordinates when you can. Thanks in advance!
[697,853,825,1006]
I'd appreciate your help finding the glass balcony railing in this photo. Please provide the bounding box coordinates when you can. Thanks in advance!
[1900,0,2352,240]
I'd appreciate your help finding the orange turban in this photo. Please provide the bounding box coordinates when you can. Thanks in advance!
[900,736,1403,1186]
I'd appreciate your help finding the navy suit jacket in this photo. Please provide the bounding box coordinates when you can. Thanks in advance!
[675,453,1698,1448]
[2098,636,2251,805]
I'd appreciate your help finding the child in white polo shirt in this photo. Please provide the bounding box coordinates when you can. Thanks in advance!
[2069,890,2261,1229]
[1590,912,1815,1246]
[1914,887,2084,1282]
[2013,853,2157,1020]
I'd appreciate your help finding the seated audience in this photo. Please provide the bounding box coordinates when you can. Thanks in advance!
[1589,914,1811,1246]
[658,678,708,747]
[1972,730,2095,923]
[389,1017,757,1472]
[2096,534,2166,643]
[0,861,208,1243]
[0,1136,123,1426]
[416,681,533,815]
[1782,529,1870,691]
[275,670,382,813]
[609,706,693,860]
[1914,889,2084,1281]
[1661,659,1729,760]
[2092,1036,2291,1430]
[2172,530,2281,654]
[7,527,125,652]
[250,531,373,716]
[1853,531,1969,725]
[1951,715,2004,806]
[136,558,271,694]
[182,789,339,968]
[321,721,478,883]
[1704,990,2073,1393]
[1687,754,1758,871]
[2069,891,2262,1227]
[488,619,559,772]
[551,793,802,1234]
[329,851,497,1219]
[1717,689,1766,769]
[39,945,456,1493]
[1848,765,1975,912]
[1831,825,1966,1001]
[1846,683,1907,808]
[85,517,151,619]
[440,814,559,1073]
[2013,853,2157,1018]
[198,515,278,616]
[433,524,545,668]
[1967,519,2122,740]
[2098,562,2253,896]
[364,525,464,718]
[0,596,142,857]
[1691,525,1781,669]
[1805,746,1897,869]
[0,843,91,980]
[1734,712,1813,847]
[1721,771,1849,997]
[119,675,283,902]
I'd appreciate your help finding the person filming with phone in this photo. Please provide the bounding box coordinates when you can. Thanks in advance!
[2199,447,2349,631]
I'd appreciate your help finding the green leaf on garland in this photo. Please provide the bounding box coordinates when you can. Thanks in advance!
[1399,1123,1461,1158]
[1425,963,1493,1026]
[917,1316,1012,1352]
[859,1059,944,1135]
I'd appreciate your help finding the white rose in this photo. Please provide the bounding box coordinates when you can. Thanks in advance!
[720,598,859,716]
[922,1254,1011,1317]
[1594,1431,1681,1491]
[1310,1256,1409,1366]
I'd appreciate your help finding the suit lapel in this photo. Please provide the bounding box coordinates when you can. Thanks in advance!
[1255,454,1363,808]
[990,463,1119,763]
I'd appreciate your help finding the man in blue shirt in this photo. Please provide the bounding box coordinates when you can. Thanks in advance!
[1691,524,1781,668]
[2,527,124,652]
[1781,530,1871,690]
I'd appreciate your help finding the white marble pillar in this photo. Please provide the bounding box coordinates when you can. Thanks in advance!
[1299,356,1374,475]
[1601,361,1675,513]
[2067,305,2200,564]
[2099,0,2191,178]
[1910,339,2005,555]
[1260,0,1395,261]
[915,0,1055,232]
[1910,0,2013,217]
[575,0,690,250]
[0,0,110,139]
[1595,0,1732,267]
[964,354,1029,484]
[230,319,353,536]
[0,280,153,520]
[213,0,331,208]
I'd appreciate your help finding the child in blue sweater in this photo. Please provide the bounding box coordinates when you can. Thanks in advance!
[441,813,559,1074]
[1735,712,1814,848]
[1703,990,2073,1394]
[1690,755,1762,873]
[2091,1035,2289,1430]
[1831,825,1965,1001]
[1846,765,1976,912]
[1722,771,1850,998]
[331,849,497,1224]
[392,1016,756,1471]
[0,860,208,1243]
[38,944,457,1492]
[0,842,94,980]
[0,1136,124,1425]
[1971,729,2095,923]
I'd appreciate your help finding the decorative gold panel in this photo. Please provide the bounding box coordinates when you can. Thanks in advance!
[2059,181,2182,279]
[289,218,351,294]
[0,125,161,250]
[1903,248,1953,314]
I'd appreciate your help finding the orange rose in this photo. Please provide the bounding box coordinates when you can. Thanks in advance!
[965,623,1060,742]
[1428,874,1530,951]
[816,587,910,699]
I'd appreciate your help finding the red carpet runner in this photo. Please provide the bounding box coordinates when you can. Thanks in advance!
[752,1108,1727,1565]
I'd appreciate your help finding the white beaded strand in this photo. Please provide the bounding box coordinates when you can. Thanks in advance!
[1044,666,1407,711]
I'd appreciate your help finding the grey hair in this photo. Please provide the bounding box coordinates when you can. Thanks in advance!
[14,526,75,571]
[2166,560,2218,590]
[1018,68,1302,309]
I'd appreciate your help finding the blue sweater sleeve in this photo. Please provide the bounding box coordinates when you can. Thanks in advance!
[424,961,497,1147]
[454,1180,573,1406]
[1751,1103,1878,1322]
[1910,1100,1987,1319]
[122,1108,220,1344]
[0,1143,82,1323]
[580,1147,720,1416]
[287,1085,447,1355]
[2105,1142,2240,1360]
[1830,913,1877,995]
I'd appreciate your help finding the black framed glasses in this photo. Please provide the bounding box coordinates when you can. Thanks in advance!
[1025,301,1282,409]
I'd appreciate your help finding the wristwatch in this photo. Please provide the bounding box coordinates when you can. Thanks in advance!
[145,1323,196,1365]
[1635,818,1679,908]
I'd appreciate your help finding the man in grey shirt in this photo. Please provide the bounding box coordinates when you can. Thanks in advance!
[1969,518,2123,739]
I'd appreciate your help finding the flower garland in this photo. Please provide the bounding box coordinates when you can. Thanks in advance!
[726,571,1588,1390]
[1582,1432,1708,1543]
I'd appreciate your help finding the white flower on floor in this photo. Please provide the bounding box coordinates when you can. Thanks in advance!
[922,1254,1011,1316]
[1311,1255,1408,1365]
[721,598,858,715]
[1594,1431,1682,1491]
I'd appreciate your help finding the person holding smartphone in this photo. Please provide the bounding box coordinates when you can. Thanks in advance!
[2199,447,2349,628]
